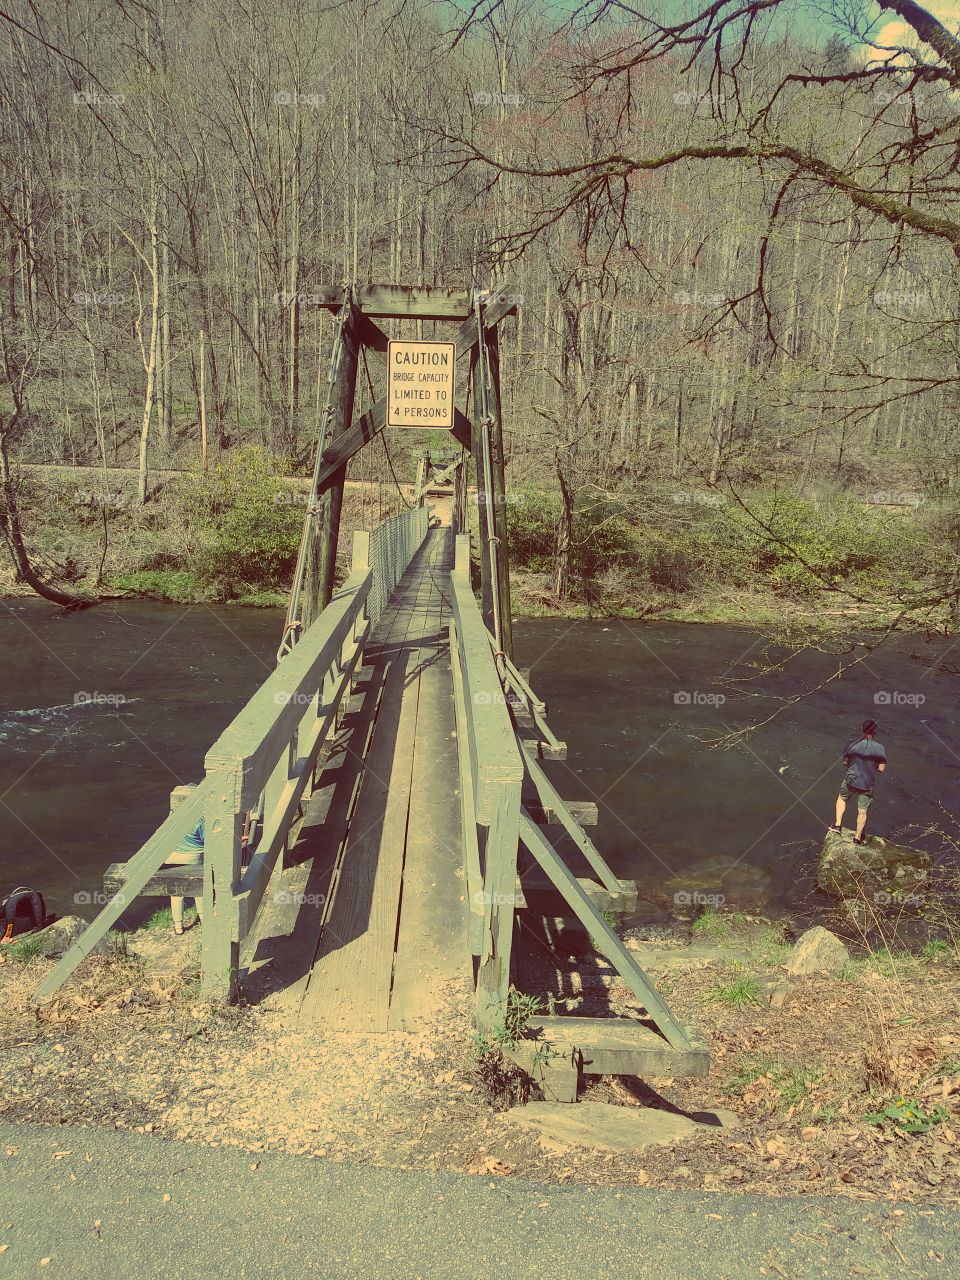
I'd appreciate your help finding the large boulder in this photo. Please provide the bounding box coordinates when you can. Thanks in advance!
[32,916,110,959]
[787,926,850,976]
[818,829,931,903]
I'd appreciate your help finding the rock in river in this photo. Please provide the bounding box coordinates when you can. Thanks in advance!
[817,829,931,902]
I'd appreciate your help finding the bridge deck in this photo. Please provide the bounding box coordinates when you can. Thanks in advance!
[288,527,466,1031]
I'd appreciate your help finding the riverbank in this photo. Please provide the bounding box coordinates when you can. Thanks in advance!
[2,913,958,1203]
[3,465,957,637]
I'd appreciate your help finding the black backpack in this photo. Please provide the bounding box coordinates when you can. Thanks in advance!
[1,886,46,943]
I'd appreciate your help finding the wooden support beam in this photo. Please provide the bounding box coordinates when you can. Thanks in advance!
[33,783,211,1004]
[528,1016,710,1079]
[527,799,598,826]
[519,737,568,762]
[503,1039,580,1103]
[312,313,360,619]
[519,810,692,1051]
[471,345,495,633]
[314,285,519,321]
[483,325,513,658]
[523,752,620,895]
[352,310,390,353]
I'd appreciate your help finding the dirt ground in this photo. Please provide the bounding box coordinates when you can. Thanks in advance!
[3,921,959,1205]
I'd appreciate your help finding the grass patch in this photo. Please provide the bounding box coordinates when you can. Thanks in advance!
[106,569,210,602]
[865,1098,950,1135]
[706,976,763,1009]
[920,938,955,962]
[727,1056,825,1111]
[748,923,792,968]
[144,907,173,931]
[691,906,734,941]
[4,934,46,963]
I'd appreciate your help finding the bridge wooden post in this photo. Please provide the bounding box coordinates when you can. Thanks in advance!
[483,325,513,659]
[200,765,245,1002]
[470,346,495,632]
[304,308,361,629]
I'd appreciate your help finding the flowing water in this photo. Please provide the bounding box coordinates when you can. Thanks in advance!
[515,619,959,926]
[1,599,957,927]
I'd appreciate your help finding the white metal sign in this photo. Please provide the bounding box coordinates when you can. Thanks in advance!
[387,340,456,429]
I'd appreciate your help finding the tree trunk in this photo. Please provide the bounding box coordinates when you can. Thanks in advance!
[554,463,574,600]
[0,430,93,607]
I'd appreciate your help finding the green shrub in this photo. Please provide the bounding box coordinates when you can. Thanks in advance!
[714,493,902,599]
[507,493,640,579]
[572,505,640,577]
[177,447,301,595]
[507,491,561,572]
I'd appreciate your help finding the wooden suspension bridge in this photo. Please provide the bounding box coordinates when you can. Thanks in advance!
[35,286,707,1097]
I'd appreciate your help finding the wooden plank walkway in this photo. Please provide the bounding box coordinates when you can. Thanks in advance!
[296,527,467,1032]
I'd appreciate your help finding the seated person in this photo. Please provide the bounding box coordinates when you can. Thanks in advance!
[165,785,204,936]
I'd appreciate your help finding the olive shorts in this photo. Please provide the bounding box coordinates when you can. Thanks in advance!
[839,780,873,811]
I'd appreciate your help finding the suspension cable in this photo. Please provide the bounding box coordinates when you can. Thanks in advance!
[361,346,413,511]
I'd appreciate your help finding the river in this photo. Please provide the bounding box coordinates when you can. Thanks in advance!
[1,599,957,926]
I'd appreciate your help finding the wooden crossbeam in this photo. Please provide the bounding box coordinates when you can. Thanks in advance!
[523,752,620,895]
[314,285,519,321]
[104,863,203,897]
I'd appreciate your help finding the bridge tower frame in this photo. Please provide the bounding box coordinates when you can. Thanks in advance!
[280,284,517,662]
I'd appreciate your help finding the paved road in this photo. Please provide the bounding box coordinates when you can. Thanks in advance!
[0,1124,955,1279]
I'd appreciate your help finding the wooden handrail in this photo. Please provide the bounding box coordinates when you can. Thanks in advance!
[450,532,523,1025]
[35,504,430,1005]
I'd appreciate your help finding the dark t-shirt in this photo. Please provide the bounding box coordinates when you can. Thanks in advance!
[843,737,886,792]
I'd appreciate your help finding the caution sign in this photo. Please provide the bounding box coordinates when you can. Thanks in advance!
[387,340,456,429]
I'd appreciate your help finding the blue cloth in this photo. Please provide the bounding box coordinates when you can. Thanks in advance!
[172,818,205,856]
[843,738,886,793]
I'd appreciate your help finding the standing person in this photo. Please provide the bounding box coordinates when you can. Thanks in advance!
[165,784,204,936]
[830,718,887,845]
